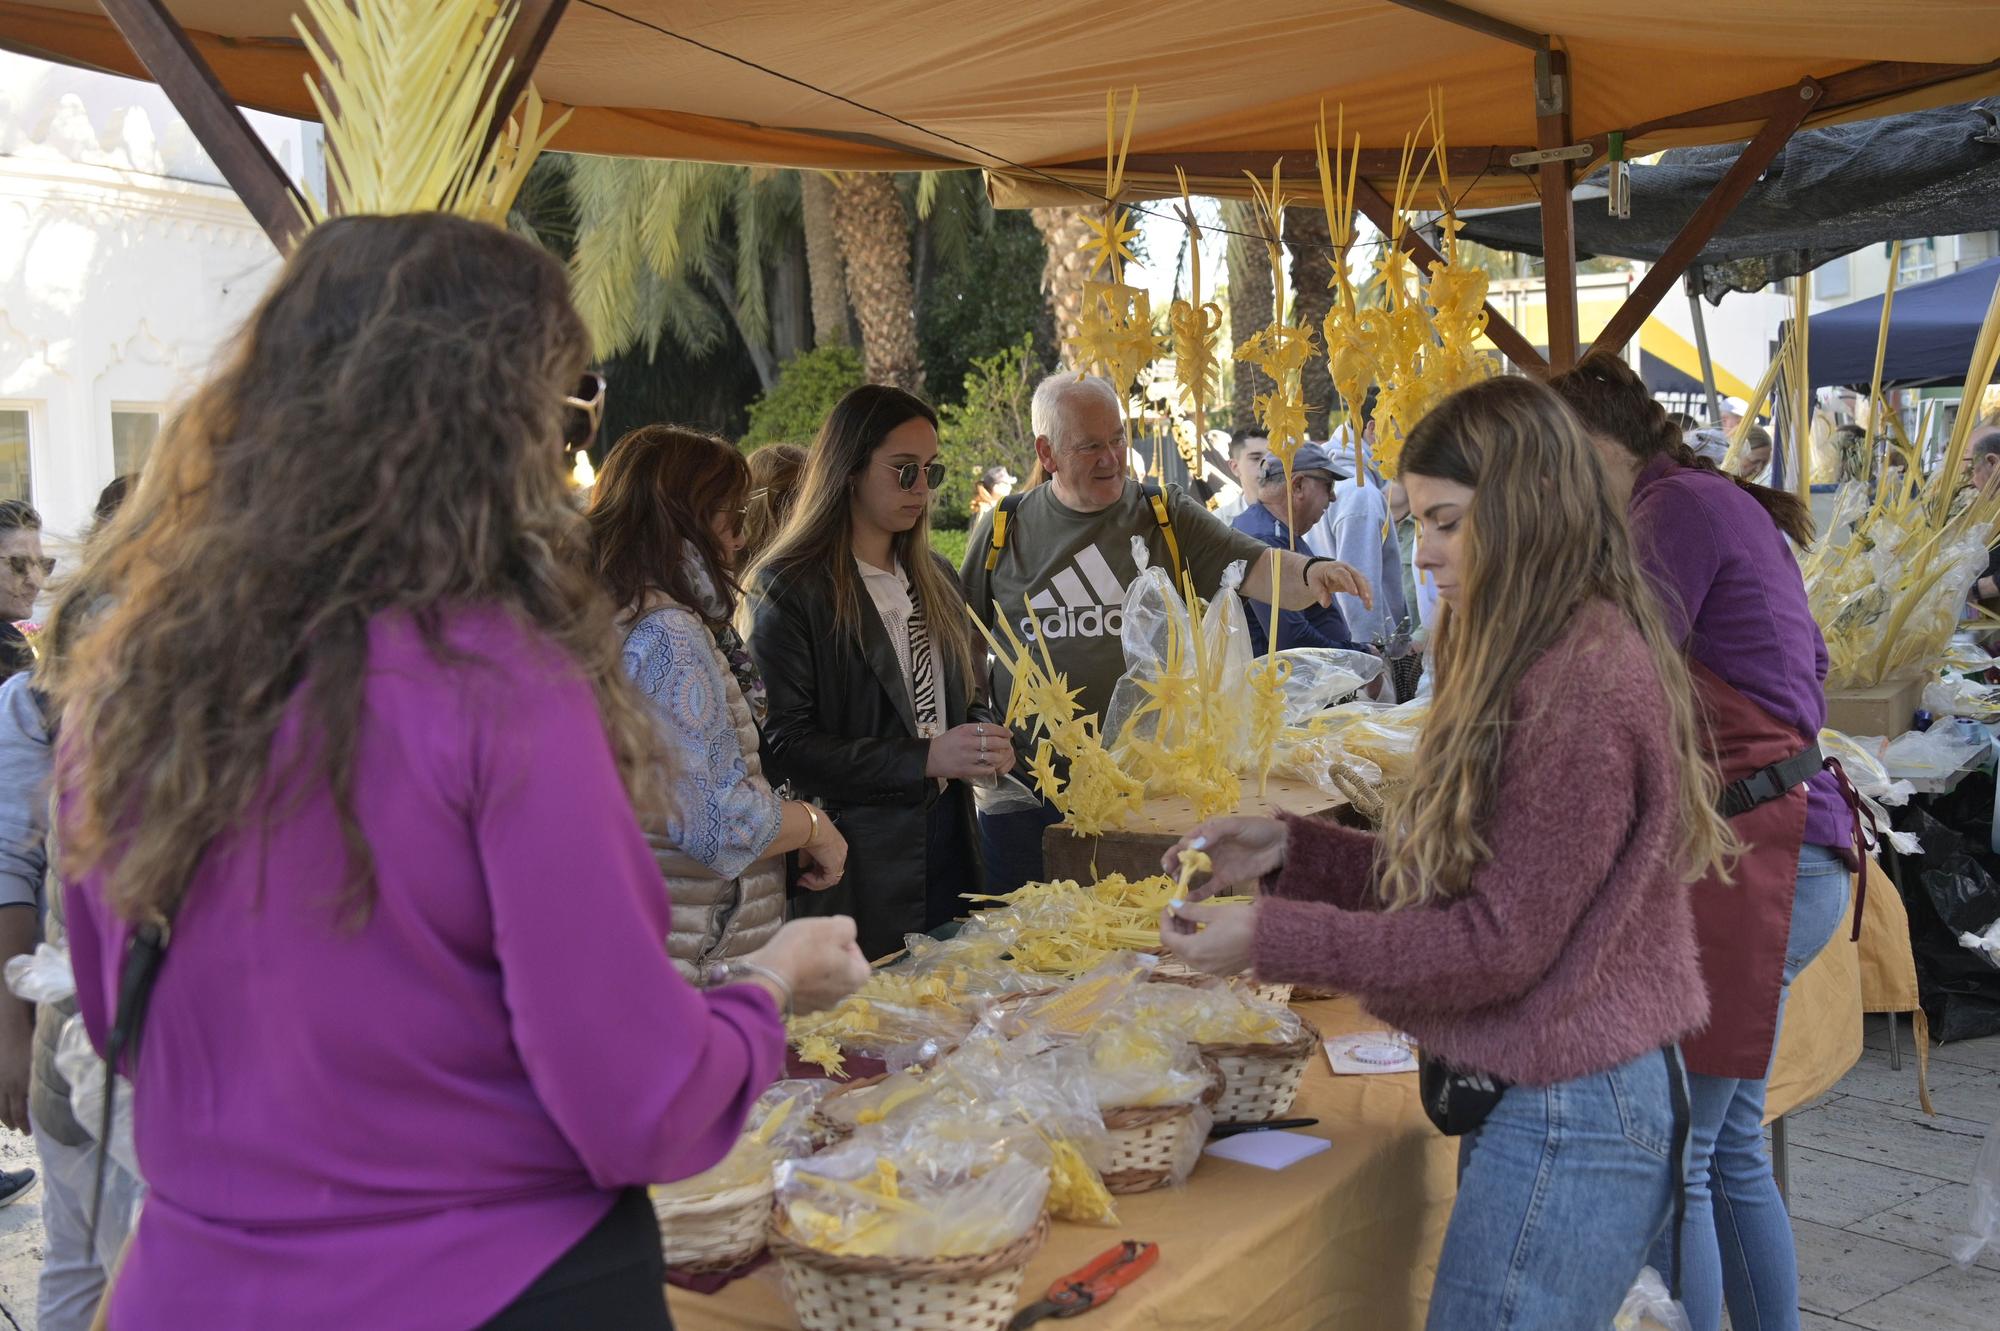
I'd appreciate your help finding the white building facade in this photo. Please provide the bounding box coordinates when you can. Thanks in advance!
[0,53,317,544]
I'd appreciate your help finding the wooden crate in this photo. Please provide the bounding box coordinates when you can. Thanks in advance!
[1041,777,1355,884]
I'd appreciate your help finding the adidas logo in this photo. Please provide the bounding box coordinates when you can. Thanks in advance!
[1018,545,1129,640]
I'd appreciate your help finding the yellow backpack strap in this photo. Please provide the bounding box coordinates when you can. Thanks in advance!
[1143,482,1184,581]
[985,493,1024,572]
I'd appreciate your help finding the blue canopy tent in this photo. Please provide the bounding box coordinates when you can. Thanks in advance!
[1808,256,2000,388]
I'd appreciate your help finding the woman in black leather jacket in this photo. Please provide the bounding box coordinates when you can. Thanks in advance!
[746,385,1013,959]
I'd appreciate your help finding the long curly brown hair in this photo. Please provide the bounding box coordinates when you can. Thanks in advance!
[43,213,664,924]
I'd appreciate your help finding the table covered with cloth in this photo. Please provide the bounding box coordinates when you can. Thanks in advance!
[672,996,1460,1331]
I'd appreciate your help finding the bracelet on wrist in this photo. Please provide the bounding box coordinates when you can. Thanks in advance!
[799,801,824,847]
[706,959,794,1017]
[1302,556,1331,588]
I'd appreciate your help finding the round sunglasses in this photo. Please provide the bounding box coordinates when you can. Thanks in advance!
[875,460,947,491]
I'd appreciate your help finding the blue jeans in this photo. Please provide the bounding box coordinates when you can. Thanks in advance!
[1653,842,1853,1331]
[975,798,1064,894]
[1428,1048,1683,1330]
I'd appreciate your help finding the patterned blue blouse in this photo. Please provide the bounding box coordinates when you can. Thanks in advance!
[623,606,783,879]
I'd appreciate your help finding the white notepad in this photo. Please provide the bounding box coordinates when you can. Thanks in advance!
[1203,1131,1333,1170]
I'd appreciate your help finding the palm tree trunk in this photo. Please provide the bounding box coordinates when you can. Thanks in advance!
[832,172,925,395]
[800,172,851,348]
[1031,206,1097,369]
[1222,200,1275,430]
[1283,206,1335,440]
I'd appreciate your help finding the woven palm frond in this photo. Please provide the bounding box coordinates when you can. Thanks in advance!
[295,0,567,224]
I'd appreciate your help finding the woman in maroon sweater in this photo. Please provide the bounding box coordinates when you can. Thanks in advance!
[1162,376,1735,1331]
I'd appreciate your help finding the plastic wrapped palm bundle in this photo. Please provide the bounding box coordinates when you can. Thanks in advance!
[774,1124,1050,1260]
[1821,729,1921,856]
[1115,981,1320,1124]
[1103,541,1239,820]
[786,966,982,1076]
[651,1082,830,1272]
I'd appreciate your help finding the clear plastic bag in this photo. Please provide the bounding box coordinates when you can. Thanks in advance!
[981,951,1156,1039]
[55,1014,139,1178]
[1275,648,1385,722]
[1115,974,1304,1046]
[1925,671,2000,723]
[774,1125,1050,1259]
[1104,538,1197,752]
[1201,560,1256,766]
[1951,1115,2000,1266]
[4,941,74,1005]
[1612,1266,1693,1331]
[1882,726,1985,779]
[1065,1019,1212,1110]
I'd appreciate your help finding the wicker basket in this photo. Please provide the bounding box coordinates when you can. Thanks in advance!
[770,1212,1049,1331]
[1147,960,1294,1009]
[652,1177,775,1273]
[1096,1059,1224,1194]
[1201,1015,1321,1123]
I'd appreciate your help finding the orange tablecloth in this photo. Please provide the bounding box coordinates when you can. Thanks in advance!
[673,997,1459,1331]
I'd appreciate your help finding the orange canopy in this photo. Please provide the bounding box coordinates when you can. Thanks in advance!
[4,1,1998,208]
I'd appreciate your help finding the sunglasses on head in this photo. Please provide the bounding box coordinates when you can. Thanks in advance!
[5,556,52,579]
[876,460,947,491]
[561,372,607,449]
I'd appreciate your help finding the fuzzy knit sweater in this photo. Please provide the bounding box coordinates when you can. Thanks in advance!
[1254,600,1709,1087]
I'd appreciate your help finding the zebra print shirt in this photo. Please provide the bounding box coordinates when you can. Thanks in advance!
[854,556,945,740]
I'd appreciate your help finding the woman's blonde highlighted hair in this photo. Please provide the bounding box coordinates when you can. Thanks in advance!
[1376,375,1735,911]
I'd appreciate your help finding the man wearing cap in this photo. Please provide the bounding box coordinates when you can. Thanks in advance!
[970,464,1019,522]
[1231,444,1357,652]
[1719,396,1749,435]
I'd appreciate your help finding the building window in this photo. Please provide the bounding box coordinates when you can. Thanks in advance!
[0,411,28,503]
[111,408,161,479]
[1814,256,1850,300]
[1959,231,1999,266]
[1899,238,1938,285]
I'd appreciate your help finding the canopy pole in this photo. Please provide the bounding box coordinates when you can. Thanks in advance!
[1686,274,1724,426]
[1587,80,1819,361]
[97,0,308,250]
[1352,177,1548,375]
[1535,49,1579,372]
[480,0,569,162]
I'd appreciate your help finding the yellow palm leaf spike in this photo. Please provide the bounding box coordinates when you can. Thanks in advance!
[295,0,569,226]
[1168,168,1223,446]
[1317,102,1380,454]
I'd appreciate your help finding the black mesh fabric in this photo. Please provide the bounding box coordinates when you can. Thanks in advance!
[1453,100,2000,303]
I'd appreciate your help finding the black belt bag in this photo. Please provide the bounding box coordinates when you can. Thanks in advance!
[1418,1053,1511,1137]
[1717,741,1822,819]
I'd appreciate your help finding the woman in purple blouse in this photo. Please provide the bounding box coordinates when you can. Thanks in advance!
[42,215,868,1330]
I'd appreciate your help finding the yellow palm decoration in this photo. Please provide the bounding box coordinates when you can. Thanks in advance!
[295,0,566,224]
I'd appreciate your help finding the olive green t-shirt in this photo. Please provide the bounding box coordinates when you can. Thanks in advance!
[960,480,1270,725]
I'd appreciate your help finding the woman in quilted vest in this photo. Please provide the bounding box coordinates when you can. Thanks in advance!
[588,426,849,978]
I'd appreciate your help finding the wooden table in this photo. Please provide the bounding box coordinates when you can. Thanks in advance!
[673,996,1459,1331]
[1042,777,1353,883]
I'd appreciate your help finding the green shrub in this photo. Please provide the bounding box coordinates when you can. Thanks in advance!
[928,526,971,567]
[741,344,865,447]
[934,334,1042,529]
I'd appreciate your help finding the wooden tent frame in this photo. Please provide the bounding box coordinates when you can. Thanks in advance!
[91,0,2000,377]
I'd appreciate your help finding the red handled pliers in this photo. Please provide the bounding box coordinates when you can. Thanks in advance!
[1008,1240,1160,1329]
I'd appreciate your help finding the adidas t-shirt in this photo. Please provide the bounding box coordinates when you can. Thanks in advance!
[961,479,1270,728]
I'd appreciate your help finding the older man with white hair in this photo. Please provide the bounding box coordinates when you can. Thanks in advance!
[962,373,1372,890]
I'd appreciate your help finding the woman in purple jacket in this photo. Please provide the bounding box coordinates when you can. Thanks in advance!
[43,215,868,1331]
[1555,352,1855,1331]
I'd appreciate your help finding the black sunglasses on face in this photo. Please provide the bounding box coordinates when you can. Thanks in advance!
[876,460,947,491]
[4,556,52,579]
